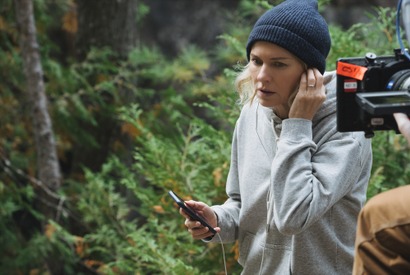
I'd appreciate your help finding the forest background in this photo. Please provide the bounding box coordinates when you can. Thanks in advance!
[1,0,409,274]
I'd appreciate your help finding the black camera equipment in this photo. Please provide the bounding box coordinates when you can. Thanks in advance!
[336,49,410,138]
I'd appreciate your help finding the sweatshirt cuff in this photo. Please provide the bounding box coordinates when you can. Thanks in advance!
[281,118,312,141]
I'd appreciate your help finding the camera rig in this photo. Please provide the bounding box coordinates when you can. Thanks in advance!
[336,49,410,138]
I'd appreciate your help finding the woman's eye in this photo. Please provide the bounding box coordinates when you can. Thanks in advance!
[251,58,262,66]
[272,62,287,68]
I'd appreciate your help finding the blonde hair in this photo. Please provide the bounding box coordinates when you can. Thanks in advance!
[234,63,254,106]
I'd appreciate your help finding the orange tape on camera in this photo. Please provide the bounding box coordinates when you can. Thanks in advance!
[337,61,367,81]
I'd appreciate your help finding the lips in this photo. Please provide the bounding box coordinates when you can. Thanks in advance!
[257,87,274,95]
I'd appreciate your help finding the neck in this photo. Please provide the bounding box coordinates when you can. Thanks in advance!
[273,105,289,119]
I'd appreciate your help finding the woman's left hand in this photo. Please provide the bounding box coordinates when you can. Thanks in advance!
[289,68,326,120]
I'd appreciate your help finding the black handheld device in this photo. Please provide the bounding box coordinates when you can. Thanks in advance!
[168,190,216,235]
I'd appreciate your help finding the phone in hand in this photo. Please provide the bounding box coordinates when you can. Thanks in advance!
[168,190,216,235]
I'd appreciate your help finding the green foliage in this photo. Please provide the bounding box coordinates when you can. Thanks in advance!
[0,0,409,274]
[367,132,410,198]
[328,6,399,71]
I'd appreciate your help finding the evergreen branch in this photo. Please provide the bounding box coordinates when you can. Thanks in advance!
[0,151,78,223]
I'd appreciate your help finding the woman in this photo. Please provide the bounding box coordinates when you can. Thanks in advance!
[179,0,373,274]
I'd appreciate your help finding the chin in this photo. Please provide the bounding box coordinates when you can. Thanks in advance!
[256,91,278,108]
[260,103,275,108]
[257,99,276,108]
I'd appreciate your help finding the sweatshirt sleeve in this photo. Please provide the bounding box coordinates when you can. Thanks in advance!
[270,118,371,235]
[209,124,241,243]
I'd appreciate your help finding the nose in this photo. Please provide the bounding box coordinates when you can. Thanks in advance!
[256,64,271,83]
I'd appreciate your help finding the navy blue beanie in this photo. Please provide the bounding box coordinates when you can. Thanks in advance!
[246,0,331,74]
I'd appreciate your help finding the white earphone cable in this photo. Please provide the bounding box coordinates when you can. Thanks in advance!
[215,232,228,275]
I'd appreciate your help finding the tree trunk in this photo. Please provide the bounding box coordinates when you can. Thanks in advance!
[14,0,62,272]
[75,0,139,60]
[140,0,238,57]
[15,0,61,191]
[69,0,140,172]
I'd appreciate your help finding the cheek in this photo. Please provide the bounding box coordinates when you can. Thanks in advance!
[280,75,301,96]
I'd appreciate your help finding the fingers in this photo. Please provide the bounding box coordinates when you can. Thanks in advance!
[179,207,190,220]
[183,216,219,240]
[313,68,324,87]
[185,219,212,239]
[290,68,325,120]
[177,201,219,240]
[393,113,410,144]
[301,68,323,90]
[179,207,209,239]
[188,225,220,240]
[298,68,325,96]
[307,68,316,88]
[394,112,408,125]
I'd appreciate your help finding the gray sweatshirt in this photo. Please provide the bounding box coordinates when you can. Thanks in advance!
[211,71,373,274]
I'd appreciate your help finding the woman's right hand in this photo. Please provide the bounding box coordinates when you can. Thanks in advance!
[179,200,220,240]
